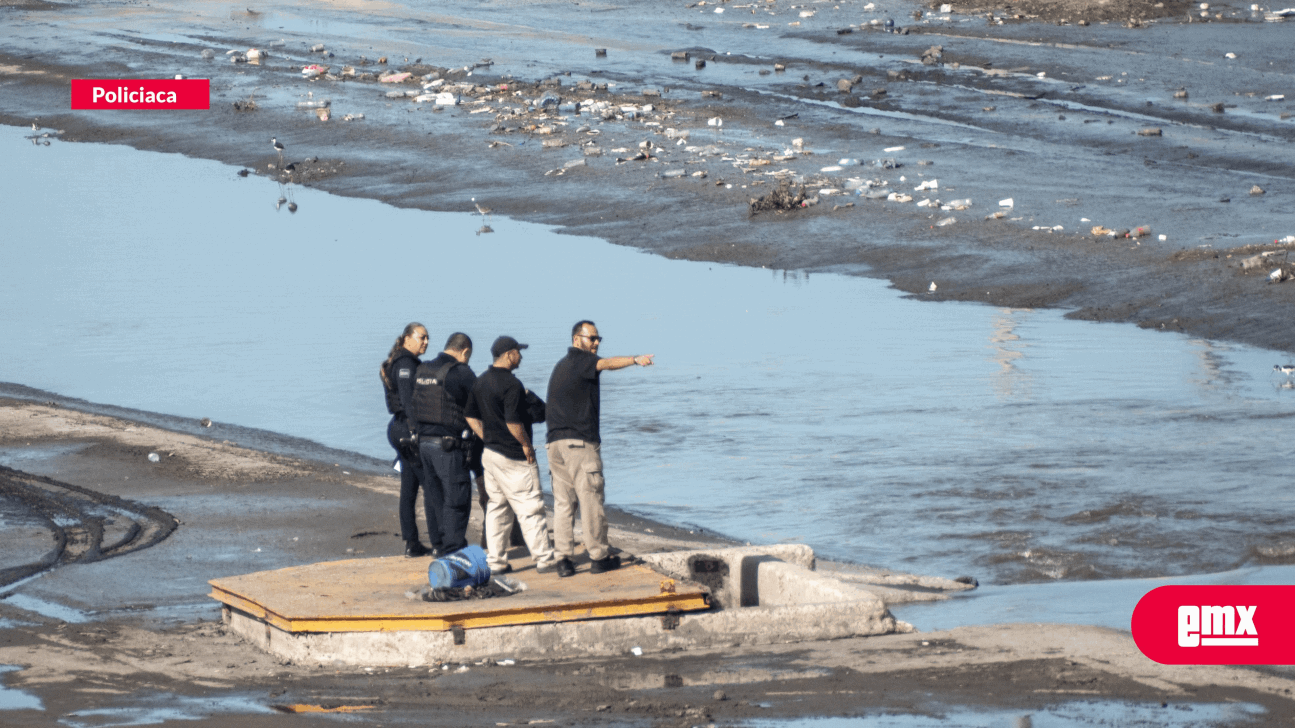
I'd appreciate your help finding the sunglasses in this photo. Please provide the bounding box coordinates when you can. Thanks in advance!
[579,334,603,343]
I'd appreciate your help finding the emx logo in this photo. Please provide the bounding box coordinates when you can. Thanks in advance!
[1132,585,1295,664]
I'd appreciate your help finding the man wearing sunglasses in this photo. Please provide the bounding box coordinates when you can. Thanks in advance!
[545,320,654,577]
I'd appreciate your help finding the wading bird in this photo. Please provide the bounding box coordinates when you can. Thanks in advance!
[271,137,285,166]
[471,197,492,223]
[1275,365,1295,376]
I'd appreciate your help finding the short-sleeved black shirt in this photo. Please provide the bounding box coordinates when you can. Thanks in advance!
[466,366,531,461]
[545,347,601,444]
[417,352,477,438]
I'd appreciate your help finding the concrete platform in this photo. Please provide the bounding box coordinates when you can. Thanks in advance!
[213,546,911,666]
[209,554,707,633]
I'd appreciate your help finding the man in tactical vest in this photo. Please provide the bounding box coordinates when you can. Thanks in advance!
[413,332,477,555]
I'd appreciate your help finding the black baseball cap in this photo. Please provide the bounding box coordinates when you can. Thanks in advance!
[491,335,529,358]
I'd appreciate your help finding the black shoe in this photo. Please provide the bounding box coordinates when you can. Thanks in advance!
[493,563,513,575]
[589,554,621,574]
[554,557,576,578]
[404,541,431,558]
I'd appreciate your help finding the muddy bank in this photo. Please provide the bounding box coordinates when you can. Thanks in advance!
[3,0,1295,354]
[2,398,1293,726]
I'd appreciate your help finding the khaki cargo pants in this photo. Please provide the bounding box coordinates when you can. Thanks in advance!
[546,439,609,561]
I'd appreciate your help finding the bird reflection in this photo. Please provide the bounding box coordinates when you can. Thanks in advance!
[475,224,494,236]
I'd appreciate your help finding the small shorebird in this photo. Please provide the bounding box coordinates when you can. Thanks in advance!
[271,137,285,166]
[1275,365,1295,376]
[471,197,492,222]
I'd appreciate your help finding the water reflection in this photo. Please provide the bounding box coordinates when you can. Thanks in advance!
[988,308,1032,401]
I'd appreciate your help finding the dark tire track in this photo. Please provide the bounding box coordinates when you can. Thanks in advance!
[0,464,179,589]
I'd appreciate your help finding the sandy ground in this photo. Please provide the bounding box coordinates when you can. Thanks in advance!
[2,398,1294,725]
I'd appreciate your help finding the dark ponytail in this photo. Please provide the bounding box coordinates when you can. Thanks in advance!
[380,322,425,391]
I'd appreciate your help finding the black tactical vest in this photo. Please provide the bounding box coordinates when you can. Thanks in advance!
[383,351,420,416]
[412,360,468,432]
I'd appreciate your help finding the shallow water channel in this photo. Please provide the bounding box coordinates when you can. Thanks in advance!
[4,124,1295,586]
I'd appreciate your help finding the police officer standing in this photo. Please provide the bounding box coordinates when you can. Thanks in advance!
[465,336,558,575]
[546,320,653,577]
[380,322,431,557]
[412,332,477,556]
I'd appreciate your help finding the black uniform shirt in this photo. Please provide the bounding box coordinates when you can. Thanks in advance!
[545,347,601,444]
[466,366,531,461]
[386,350,421,432]
[417,352,477,438]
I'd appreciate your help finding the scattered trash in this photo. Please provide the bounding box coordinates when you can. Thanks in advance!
[1174,89,1189,99]
[928,282,937,292]
[1266,94,1286,101]
[915,179,938,191]
[435,92,460,106]
[296,99,330,109]
[630,647,643,656]
[301,64,329,78]
[887,192,913,202]
[497,659,516,666]
[1251,185,1266,196]
[595,48,607,57]
[707,117,723,127]
[662,169,686,178]
[1137,127,1163,136]
[200,49,215,59]
[310,43,325,52]
[1225,52,1237,59]
[999,198,1014,208]
[749,179,807,215]
[147,452,160,463]
[936,216,956,226]
[714,690,728,701]
[200,418,212,427]
[884,146,905,152]
[920,46,943,66]
[380,72,412,83]
[246,48,265,62]
[1092,226,1114,236]
[315,108,330,121]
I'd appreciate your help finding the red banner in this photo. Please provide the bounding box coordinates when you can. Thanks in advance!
[1132,585,1295,664]
[70,79,209,110]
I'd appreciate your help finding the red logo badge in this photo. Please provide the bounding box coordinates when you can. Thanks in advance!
[71,79,210,110]
[1132,585,1295,664]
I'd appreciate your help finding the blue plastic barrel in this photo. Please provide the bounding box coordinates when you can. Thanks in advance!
[428,545,492,589]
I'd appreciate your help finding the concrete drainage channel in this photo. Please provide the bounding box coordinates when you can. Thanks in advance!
[222,545,943,666]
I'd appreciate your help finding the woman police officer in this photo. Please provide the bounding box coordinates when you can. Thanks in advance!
[380,322,435,557]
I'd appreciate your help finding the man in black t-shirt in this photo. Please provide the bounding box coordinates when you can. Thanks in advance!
[545,320,653,577]
[465,336,558,575]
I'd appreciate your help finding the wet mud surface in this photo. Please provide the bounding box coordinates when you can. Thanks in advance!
[3,0,1295,353]
[1,402,1293,725]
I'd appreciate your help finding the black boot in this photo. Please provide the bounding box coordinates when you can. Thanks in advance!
[405,540,431,558]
